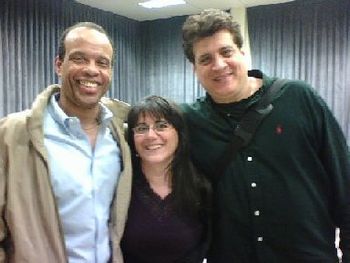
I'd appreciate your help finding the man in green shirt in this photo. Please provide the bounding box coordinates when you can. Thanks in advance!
[181,9,350,263]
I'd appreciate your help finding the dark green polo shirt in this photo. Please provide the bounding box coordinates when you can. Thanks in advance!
[181,71,350,263]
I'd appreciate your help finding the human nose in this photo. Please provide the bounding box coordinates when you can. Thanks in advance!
[83,61,99,75]
[212,56,227,71]
[144,125,159,137]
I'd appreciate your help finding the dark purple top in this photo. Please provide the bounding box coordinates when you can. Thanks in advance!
[121,170,204,263]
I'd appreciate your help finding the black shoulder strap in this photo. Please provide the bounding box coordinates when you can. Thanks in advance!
[213,78,288,182]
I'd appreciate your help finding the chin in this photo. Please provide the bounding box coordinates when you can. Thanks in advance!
[77,95,100,105]
[144,158,170,166]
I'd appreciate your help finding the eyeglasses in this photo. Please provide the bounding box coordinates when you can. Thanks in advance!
[133,120,172,135]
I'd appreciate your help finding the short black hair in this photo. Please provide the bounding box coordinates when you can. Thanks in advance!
[57,22,114,61]
[182,9,243,63]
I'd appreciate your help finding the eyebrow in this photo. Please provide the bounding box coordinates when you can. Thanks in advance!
[68,51,85,58]
[69,51,111,61]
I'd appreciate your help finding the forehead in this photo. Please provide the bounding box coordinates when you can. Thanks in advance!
[193,29,236,54]
[64,27,113,57]
[137,112,165,123]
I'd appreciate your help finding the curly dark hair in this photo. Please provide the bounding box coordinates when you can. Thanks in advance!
[57,22,114,61]
[127,95,211,218]
[182,9,243,63]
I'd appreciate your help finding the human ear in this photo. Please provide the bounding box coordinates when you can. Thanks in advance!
[54,56,63,77]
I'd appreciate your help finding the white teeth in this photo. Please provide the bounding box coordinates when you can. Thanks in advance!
[80,80,98,87]
[146,145,161,150]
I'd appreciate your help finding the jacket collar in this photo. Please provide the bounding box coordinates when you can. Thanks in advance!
[28,85,61,161]
[27,85,130,160]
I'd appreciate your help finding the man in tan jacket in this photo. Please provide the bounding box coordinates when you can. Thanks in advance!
[0,22,132,262]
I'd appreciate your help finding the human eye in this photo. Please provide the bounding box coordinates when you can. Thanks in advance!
[97,58,111,68]
[133,124,149,134]
[70,54,86,64]
[197,55,211,66]
[155,121,170,131]
[221,47,234,57]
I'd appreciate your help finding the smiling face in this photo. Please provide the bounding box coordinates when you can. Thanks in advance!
[55,27,113,114]
[193,29,250,103]
[133,114,179,168]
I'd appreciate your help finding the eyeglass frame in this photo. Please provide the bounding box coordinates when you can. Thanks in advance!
[132,120,173,135]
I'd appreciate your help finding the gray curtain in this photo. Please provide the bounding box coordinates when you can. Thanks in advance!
[1,0,349,144]
[0,0,201,116]
[248,0,350,144]
[0,0,61,116]
[0,0,141,117]
[139,16,203,104]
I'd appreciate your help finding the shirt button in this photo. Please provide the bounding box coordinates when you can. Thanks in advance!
[254,210,260,216]
[257,236,263,242]
[251,182,257,188]
[247,156,253,161]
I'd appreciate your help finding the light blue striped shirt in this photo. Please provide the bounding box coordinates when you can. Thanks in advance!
[43,93,121,263]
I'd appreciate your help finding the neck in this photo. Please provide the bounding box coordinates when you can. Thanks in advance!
[58,96,101,147]
[247,77,263,97]
[58,98,100,127]
[212,77,263,104]
[141,162,172,198]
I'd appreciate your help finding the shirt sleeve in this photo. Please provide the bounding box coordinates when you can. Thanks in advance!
[315,92,350,262]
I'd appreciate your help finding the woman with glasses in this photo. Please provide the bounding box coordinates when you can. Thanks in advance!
[121,95,211,263]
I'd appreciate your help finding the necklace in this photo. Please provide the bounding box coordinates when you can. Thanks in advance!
[81,118,100,131]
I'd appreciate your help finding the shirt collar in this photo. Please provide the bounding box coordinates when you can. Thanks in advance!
[48,92,113,130]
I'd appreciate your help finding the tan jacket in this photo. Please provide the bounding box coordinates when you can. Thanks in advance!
[0,85,132,263]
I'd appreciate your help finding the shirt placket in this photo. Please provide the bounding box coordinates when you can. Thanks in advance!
[245,152,265,259]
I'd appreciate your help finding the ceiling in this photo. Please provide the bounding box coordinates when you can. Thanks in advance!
[75,0,294,21]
